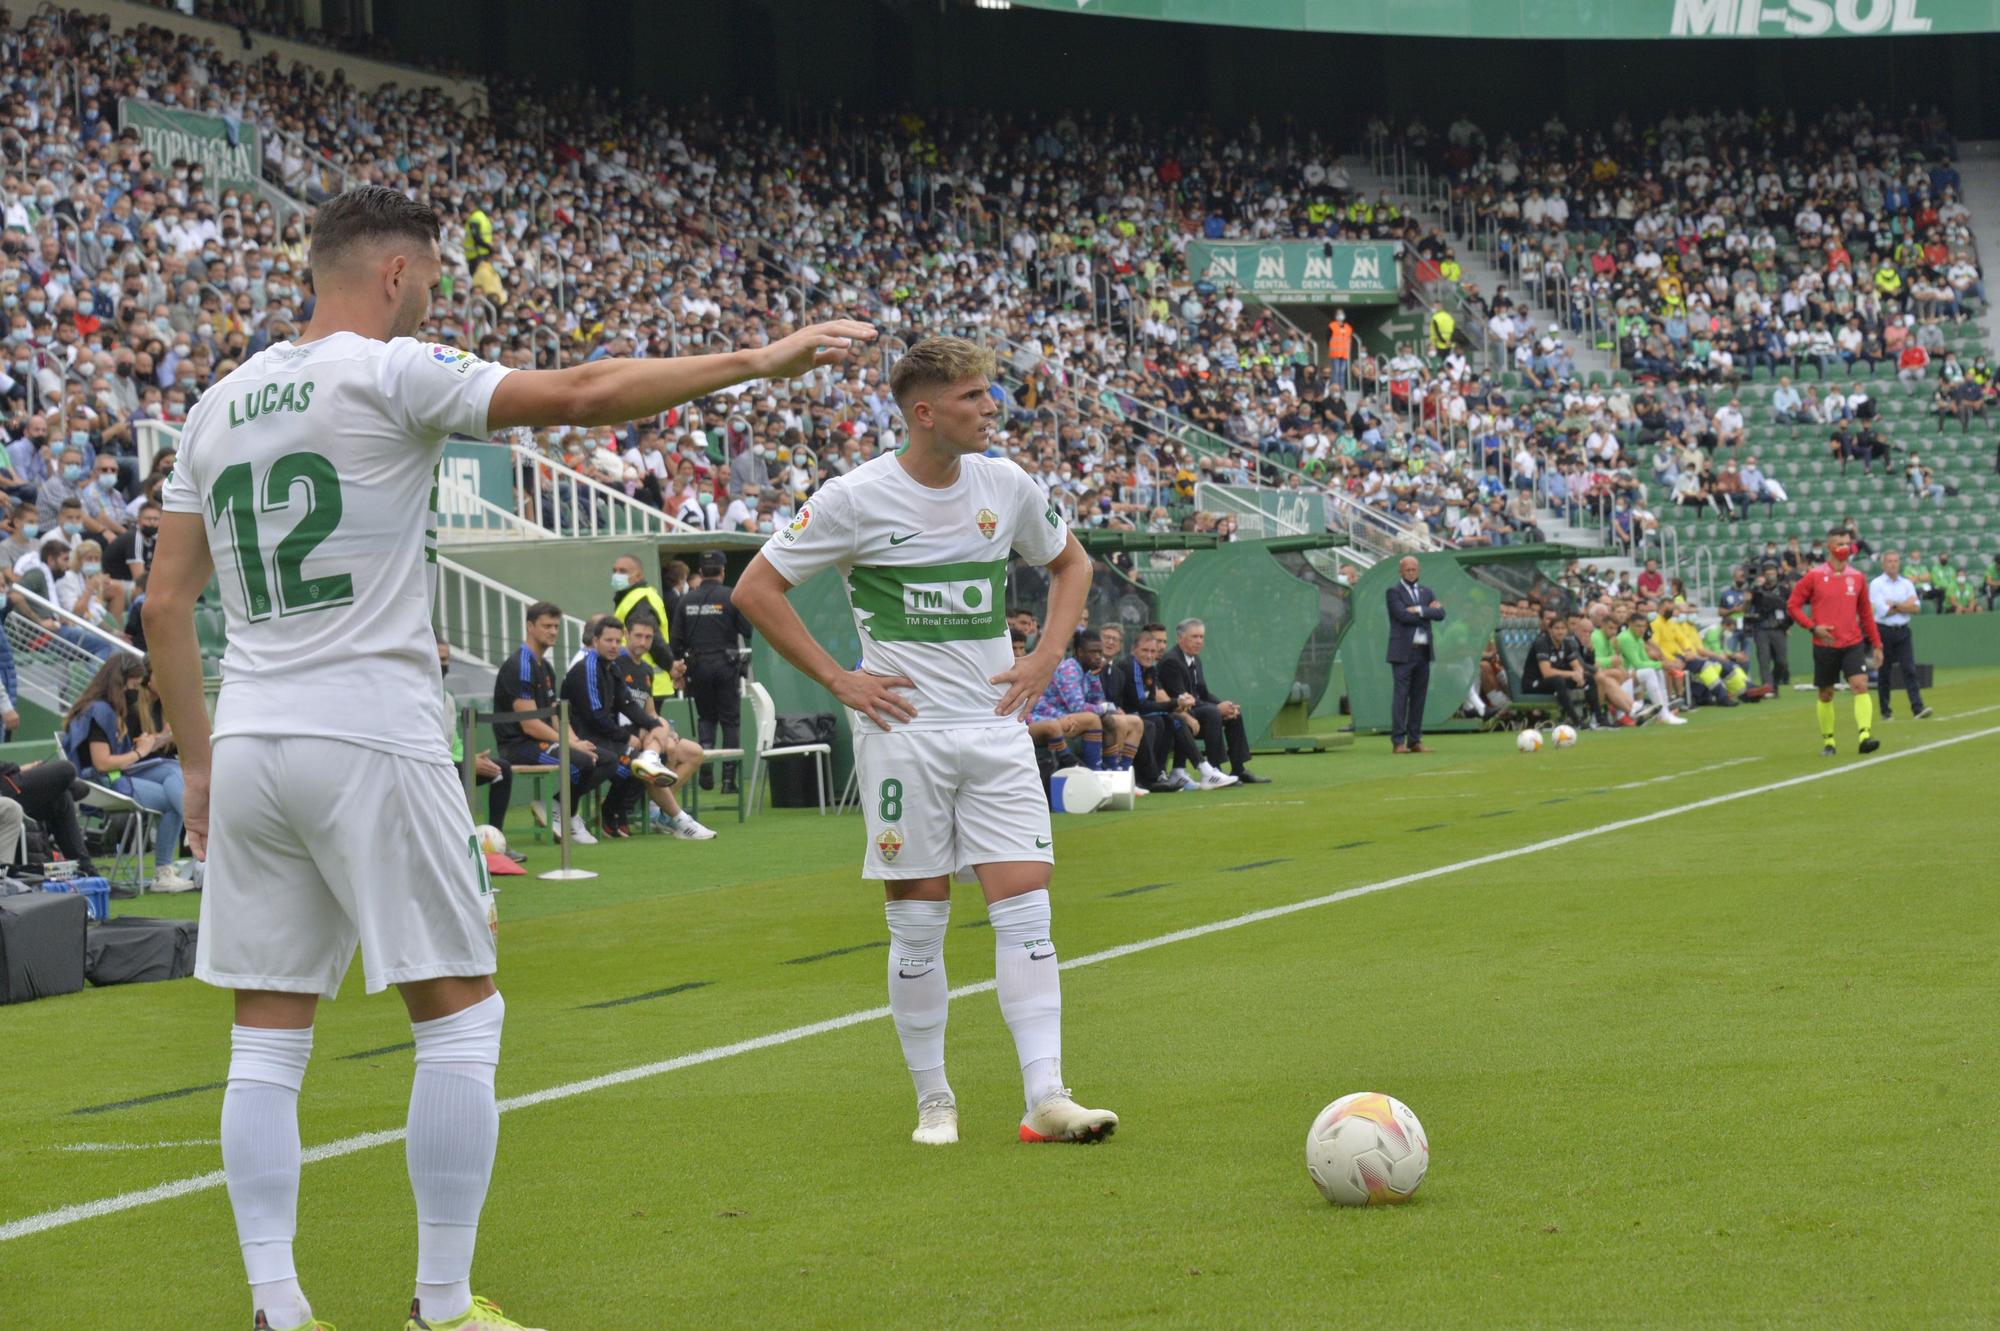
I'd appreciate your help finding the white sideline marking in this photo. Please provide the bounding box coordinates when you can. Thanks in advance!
[55,1140,221,1153]
[1607,756,1761,789]
[6,722,1998,1245]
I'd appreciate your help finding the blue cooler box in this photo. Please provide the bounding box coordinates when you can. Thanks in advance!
[43,876,110,923]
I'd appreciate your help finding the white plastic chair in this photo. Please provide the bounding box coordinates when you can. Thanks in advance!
[78,780,159,894]
[742,681,832,818]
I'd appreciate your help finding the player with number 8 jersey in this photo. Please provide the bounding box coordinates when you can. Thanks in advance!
[737,334,1119,1150]
[144,185,879,1331]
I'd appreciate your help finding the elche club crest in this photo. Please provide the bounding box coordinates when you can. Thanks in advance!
[976,507,998,539]
[876,828,904,862]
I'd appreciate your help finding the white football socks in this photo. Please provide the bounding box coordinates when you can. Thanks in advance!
[989,889,1064,1112]
[885,898,953,1105]
[1639,668,1673,713]
[407,992,504,1326]
[222,1023,314,1329]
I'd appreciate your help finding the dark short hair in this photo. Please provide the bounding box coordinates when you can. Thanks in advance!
[58,498,82,513]
[307,186,442,285]
[585,613,624,641]
[1140,622,1167,636]
[525,600,561,624]
[138,499,161,514]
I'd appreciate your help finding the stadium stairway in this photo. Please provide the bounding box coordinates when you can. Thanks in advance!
[1347,154,1626,572]
[1343,155,1619,387]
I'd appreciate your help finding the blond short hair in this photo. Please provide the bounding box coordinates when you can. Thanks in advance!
[889,336,996,407]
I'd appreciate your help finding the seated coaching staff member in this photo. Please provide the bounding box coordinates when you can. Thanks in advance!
[1103,622,1203,792]
[1157,617,1267,784]
[1523,604,1587,728]
[493,600,614,845]
[1386,554,1446,753]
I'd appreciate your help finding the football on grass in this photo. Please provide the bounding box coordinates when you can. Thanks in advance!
[1552,724,1578,748]
[1516,728,1544,753]
[1306,1092,1429,1206]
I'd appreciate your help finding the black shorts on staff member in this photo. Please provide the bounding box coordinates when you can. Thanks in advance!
[1812,641,1870,690]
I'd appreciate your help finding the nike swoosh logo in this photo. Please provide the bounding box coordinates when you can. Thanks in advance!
[1027,951,1055,961]
[897,968,934,980]
[1035,837,1052,848]
[889,532,922,546]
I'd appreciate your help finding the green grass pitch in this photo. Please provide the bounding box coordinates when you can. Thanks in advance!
[5,671,2000,1328]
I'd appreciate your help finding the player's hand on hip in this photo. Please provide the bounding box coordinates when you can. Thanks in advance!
[757,321,879,380]
[183,763,209,860]
[833,669,917,729]
[1812,624,1835,644]
[991,656,1059,723]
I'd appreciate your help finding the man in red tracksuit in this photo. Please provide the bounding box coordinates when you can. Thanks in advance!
[1787,524,1884,756]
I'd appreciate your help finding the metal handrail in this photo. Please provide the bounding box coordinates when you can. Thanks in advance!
[134,419,182,478]
[435,473,554,543]
[434,552,590,671]
[7,579,143,663]
[529,323,562,370]
[507,443,699,538]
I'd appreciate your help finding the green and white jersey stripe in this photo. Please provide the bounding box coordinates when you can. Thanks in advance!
[759,451,1068,732]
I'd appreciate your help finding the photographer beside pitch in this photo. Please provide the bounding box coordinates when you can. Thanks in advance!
[734,335,1118,1150]
[143,184,873,1331]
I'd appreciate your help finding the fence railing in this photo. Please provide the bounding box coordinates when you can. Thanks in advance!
[507,444,698,538]
[434,554,590,672]
[4,583,142,715]
[436,473,554,543]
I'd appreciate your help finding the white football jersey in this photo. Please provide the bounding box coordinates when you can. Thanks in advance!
[162,333,512,763]
[758,451,1069,733]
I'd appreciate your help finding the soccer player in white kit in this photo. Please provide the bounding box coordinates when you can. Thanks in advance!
[145,186,875,1331]
[735,336,1118,1147]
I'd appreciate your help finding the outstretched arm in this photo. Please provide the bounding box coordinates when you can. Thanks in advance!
[487,321,876,431]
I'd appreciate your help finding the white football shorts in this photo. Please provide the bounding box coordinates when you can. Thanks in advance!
[196,735,497,999]
[854,722,1053,880]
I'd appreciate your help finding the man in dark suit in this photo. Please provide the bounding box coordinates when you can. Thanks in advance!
[1386,554,1447,753]
[1157,617,1268,785]
[1104,622,1205,792]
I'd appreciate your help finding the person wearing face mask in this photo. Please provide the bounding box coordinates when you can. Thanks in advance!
[108,497,162,586]
[36,446,86,528]
[0,500,41,569]
[610,552,676,696]
[79,456,129,541]
[60,655,193,893]
[1788,523,1885,757]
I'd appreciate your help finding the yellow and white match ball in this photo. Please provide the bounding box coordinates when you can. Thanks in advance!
[474,824,508,855]
[1516,728,1544,753]
[1552,724,1578,748]
[1306,1092,1430,1206]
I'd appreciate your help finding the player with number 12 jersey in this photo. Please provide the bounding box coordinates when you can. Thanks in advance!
[145,185,875,1331]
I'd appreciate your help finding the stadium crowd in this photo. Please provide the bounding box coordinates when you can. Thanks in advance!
[0,4,1993,852]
